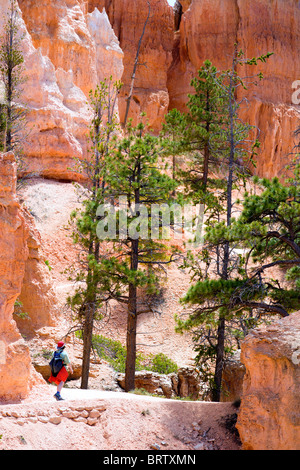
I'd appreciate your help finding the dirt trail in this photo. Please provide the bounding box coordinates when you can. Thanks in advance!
[0,386,241,451]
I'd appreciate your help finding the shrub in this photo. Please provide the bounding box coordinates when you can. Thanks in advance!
[150,353,178,374]
[91,334,178,375]
[92,334,146,373]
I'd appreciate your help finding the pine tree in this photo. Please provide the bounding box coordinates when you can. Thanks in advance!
[162,60,227,207]
[184,60,226,194]
[68,77,122,389]
[176,49,273,401]
[68,86,176,390]
[179,162,300,358]
[0,0,26,152]
[100,119,176,391]
[227,162,300,316]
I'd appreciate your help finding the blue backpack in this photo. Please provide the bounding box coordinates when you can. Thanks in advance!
[49,350,63,377]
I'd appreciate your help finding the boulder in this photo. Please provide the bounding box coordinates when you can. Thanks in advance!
[117,370,174,398]
[237,311,300,450]
[221,350,246,402]
[117,366,201,399]
[173,366,201,400]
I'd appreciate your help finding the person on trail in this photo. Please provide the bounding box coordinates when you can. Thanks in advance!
[49,341,73,401]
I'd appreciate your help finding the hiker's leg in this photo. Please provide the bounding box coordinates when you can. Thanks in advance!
[57,381,64,393]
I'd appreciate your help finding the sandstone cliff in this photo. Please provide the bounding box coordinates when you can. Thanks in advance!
[0,152,45,401]
[1,0,298,179]
[90,0,300,177]
[237,311,300,450]
[0,0,124,180]
[14,208,59,338]
[168,0,300,178]
[85,0,300,179]
[88,0,174,131]
[18,0,124,95]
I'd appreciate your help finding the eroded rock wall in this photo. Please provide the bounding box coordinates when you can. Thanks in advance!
[168,0,300,178]
[18,0,124,95]
[0,0,124,180]
[0,152,44,401]
[237,312,300,450]
[1,0,298,179]
[88,0,174,131]
[14,209,59,338]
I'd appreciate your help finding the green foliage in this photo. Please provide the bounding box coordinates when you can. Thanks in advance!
[91,334,178,375]
[92,334,142,373]
[150,353,178,374]
[0,0,25,92]
[173,49,274,400]
[230,165,300,314]
[179,163,300,366]
[0,0,27,152]
[41,349,53,361]
[13,299,29,319]
[132,389,154,397]
[161,60,228,207]
[44,260,52,271]
[106,121,176,207]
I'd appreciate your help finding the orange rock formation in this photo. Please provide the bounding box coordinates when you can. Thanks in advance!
[237,311,300,450]
[18,0,124,95]
[167,0,300,178]
[0,153,44,401]
[15,209,58,338]
[0,0,124,180]
[88,0,174,131]
[1,0,298,179]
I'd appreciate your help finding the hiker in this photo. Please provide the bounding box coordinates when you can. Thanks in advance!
[49,341,73,401]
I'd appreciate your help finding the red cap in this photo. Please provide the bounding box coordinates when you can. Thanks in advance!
[57,341,65,348]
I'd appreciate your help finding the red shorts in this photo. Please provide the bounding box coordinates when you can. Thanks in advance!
[48,366,68,385]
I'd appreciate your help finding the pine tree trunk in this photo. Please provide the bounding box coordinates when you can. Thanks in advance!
[81,302,95,389]
[213,316,225,401]
[80,239,100,389]
[125,238,139,392]
[202,90,211,192]
[213,71,235,401]
[202,141,209,191]
[125,283,137,392]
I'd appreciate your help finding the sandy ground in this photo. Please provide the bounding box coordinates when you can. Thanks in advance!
[0,386,241,451]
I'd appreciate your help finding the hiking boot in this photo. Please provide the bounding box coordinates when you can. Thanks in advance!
[54,392,64,401]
